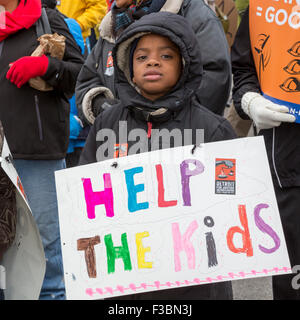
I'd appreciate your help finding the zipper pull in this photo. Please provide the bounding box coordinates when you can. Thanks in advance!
[147,121,152,138]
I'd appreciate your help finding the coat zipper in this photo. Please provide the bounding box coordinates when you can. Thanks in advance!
[34,95,43,141]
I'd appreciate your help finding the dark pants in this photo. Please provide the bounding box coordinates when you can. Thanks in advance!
[0,289,4,300]
[66,147,83,168]
[273,184,300,300]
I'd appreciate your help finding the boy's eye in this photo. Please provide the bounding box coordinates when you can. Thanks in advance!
[161,54,172,59]
[136,55,147,61]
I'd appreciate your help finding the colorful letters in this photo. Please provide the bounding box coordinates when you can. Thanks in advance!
[78,161,281,279]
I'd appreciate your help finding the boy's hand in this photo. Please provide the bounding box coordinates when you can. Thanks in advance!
[241,92,295,132]
[92,96,119,116]
[6,55,49,88]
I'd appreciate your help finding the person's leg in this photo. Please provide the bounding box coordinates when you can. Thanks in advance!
[14,159,66,300]
[272,185,300,300]
[66,147,83,168]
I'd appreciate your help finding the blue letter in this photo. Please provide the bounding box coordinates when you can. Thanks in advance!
[124,167,149,212]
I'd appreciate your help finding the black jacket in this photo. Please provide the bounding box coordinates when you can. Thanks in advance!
[79,12,235,300]
[231,8,300,188]
[0,8,84,160]
[42,0,57,9]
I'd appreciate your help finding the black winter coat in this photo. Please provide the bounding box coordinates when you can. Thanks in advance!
[79,12,235,300]
[0,8,84,160]
[231,8,300,188]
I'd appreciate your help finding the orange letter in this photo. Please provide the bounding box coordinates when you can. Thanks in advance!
[227,205,253,257]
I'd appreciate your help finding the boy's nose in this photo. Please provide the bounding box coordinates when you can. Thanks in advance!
[147,59,160,67]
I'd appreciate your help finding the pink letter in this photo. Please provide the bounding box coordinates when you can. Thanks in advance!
[82,173,114,219]
[172,220,198,272]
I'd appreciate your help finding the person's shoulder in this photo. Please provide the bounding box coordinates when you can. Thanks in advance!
[183,0,219,23]
[191,99,223,123]
[44,7,67,27]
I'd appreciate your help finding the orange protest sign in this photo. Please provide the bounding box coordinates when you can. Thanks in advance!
[249,0,300,105]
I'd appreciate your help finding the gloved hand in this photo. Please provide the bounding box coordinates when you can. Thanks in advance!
[92,95,119,117]
[241,92,295,132]
[6,55,49,88]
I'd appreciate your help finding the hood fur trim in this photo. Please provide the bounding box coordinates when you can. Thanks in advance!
[82,87,114,125]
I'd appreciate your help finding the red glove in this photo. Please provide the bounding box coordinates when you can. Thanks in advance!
[6,55,49,88]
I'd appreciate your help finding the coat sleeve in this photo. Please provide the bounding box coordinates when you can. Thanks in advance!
[184,1,231,115]
[231,7,261,120]
[210,118,237,142]
[41,8,84,98]
[75,0,107,35]
[75,38,115,126]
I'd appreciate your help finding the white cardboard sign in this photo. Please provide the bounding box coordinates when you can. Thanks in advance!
[1,135,46,300]
[55,137,291,300]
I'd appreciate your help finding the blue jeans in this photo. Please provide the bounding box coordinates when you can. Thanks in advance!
[14,159,66,300]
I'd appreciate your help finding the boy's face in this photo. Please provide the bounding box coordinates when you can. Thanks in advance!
[132,34,182,101]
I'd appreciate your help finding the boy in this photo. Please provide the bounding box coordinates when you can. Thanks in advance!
[79,12,236,299]
[76,0,231,127]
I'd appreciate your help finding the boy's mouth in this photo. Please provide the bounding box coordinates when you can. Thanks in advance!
[143,70,163,81]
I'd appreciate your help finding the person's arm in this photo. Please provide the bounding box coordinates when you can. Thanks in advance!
[41,8,84,98]
[184,0,231,115]
[231,7,260,120]
[75,39,117,126]
[210,118,237,142]
[76,0,107,36]
[231,8,295,131]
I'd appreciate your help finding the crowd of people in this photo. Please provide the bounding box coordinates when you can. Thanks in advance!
[0,0,299,301]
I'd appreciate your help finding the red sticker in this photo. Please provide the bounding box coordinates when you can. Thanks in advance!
[215,158,236,194]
